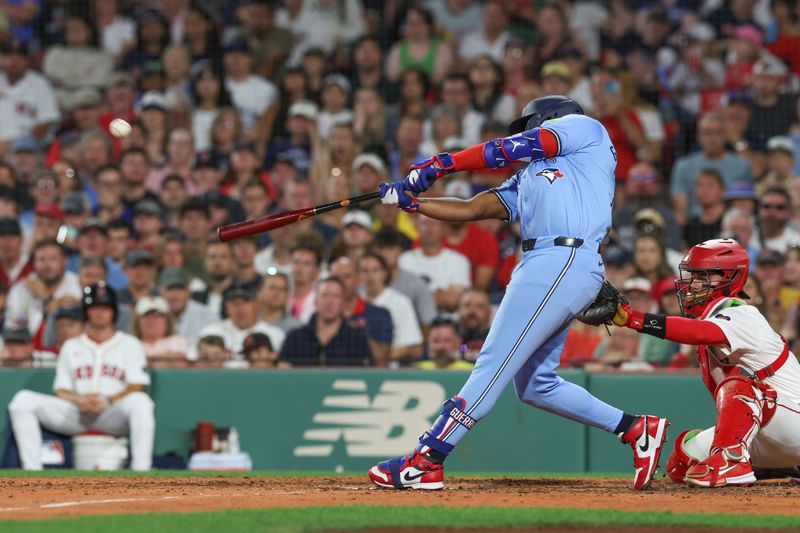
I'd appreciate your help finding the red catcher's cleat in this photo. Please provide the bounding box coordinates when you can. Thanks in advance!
[368,451,444,490]
[620,415,670,490]
[684,446,756,488]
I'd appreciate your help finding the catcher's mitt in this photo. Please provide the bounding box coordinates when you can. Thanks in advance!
[576,280,627,326]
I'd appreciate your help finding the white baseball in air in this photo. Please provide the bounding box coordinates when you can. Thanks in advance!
[109,118,132,138]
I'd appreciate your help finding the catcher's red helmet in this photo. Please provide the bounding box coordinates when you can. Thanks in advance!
[676,239,750,318]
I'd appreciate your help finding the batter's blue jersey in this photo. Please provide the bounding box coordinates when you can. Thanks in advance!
[491,114,616,245]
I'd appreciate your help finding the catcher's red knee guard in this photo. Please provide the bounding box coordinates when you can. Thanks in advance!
[710,375,776,452]
[666,429,701,484]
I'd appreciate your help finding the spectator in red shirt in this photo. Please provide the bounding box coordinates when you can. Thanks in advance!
[590,68,648,180]
[440,180,500,290]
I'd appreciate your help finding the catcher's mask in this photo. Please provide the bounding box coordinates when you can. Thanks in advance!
[676,239,750,318]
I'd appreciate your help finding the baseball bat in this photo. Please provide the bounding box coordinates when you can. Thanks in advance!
[217,191,381,242]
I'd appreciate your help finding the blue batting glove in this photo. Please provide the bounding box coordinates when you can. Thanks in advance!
[404,152,456,195]
[380,182,420,212]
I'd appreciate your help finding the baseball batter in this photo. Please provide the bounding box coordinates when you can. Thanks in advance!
[370,95,669,491]
[610,239,800,487]
[8,282,154,471]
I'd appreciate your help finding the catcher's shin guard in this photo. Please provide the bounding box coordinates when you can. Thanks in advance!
[684,376,775,488]
[665,429,702,484]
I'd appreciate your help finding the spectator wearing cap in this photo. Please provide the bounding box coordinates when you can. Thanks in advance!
[373,227,437,332]
[230,235,262,294]
[684,169,726,247]
[317,74,354,138]
[66,217,128,291]
[256,271,302,334]
[352,153,386,196]
[724,181,759,215]
[133,295,189,368]
[136,91,171,167]
[385,6,452,85]
[329,256,393,366]
[721,207,759,268]
[746,55,795,152]
[11,137,43,201]
[223,35,278,146]
[0,325,55,368]
[118,249,158,306]
[6,240,81,342]
[601,244,635,289]
[759,136,798,195]
[78,130,114,198]
[439,180,500,291]
[191,241,235,318]
[238,0,292,81]
[132,199,165,250]
[753,186,800,254]
[120,148,160,213]
[279,276,372,367]
[240,331,280,369]
[613,163,682,253]
[60,192,91,243]
[0,218,32,289]
[179,198,213,278]
[671,111,754,225]
[121,9,169,78]
[203,190,245,231]
[265,100,316,175]
[0,183,19,221]
[0,40,60,158]
[198,285,285,359]
[145,128,196,195]
[329,210,373,262]
[158,267,216,349]
[458,1,511,64]
[48,304,84,351]
[416,319,473,370]
[42,12,113,110]
[94,165,127,223]
[30,202,63,245]
[755,248,789,330]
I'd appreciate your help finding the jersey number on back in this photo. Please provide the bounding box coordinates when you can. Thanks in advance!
[609,145,617,162]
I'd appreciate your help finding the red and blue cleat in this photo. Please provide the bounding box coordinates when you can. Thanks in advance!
[368,451,444,490]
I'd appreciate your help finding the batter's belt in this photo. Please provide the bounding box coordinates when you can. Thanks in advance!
[521,236,600,253]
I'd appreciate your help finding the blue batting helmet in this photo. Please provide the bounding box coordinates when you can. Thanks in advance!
[508,95,584,134]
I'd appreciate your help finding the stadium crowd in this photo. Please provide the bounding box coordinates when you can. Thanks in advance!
[0,0,799,372]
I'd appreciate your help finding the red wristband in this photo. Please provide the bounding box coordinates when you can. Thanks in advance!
[451,143,487,171]
[621,304,645,330]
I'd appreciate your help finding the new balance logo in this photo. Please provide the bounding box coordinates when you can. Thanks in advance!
[293,380,446,458]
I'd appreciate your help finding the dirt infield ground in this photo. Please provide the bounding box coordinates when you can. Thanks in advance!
[0,475,798,522]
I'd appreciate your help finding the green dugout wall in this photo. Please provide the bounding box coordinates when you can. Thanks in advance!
[0,369,715,473]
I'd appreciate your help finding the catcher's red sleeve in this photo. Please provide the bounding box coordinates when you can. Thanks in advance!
[665,316,728,345]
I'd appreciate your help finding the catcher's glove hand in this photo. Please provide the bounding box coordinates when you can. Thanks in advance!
[576,280,628,326]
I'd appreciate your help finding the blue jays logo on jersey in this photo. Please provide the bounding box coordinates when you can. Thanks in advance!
[536,167,564,185]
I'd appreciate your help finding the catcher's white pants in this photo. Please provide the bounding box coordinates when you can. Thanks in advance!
[8,390,155,471]
[684,392,800,468]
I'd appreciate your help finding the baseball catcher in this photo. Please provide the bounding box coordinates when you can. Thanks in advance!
[370,95,669,491]
[581,239,800,487]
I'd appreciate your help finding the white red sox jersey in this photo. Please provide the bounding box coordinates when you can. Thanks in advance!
[53,331,150,397]
[0,70,61,142]
[701,298,800,403]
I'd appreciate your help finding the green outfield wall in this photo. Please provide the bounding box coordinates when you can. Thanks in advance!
[0,368,715,473]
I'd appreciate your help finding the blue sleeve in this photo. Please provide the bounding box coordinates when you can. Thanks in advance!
[491,172,520,223]
[538,114,605,155]
[366,307,393,344]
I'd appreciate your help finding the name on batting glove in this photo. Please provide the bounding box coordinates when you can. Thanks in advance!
[380,182,420,212]
[405,153,456,194]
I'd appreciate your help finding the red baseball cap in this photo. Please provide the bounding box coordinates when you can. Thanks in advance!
[35,202,64,220]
